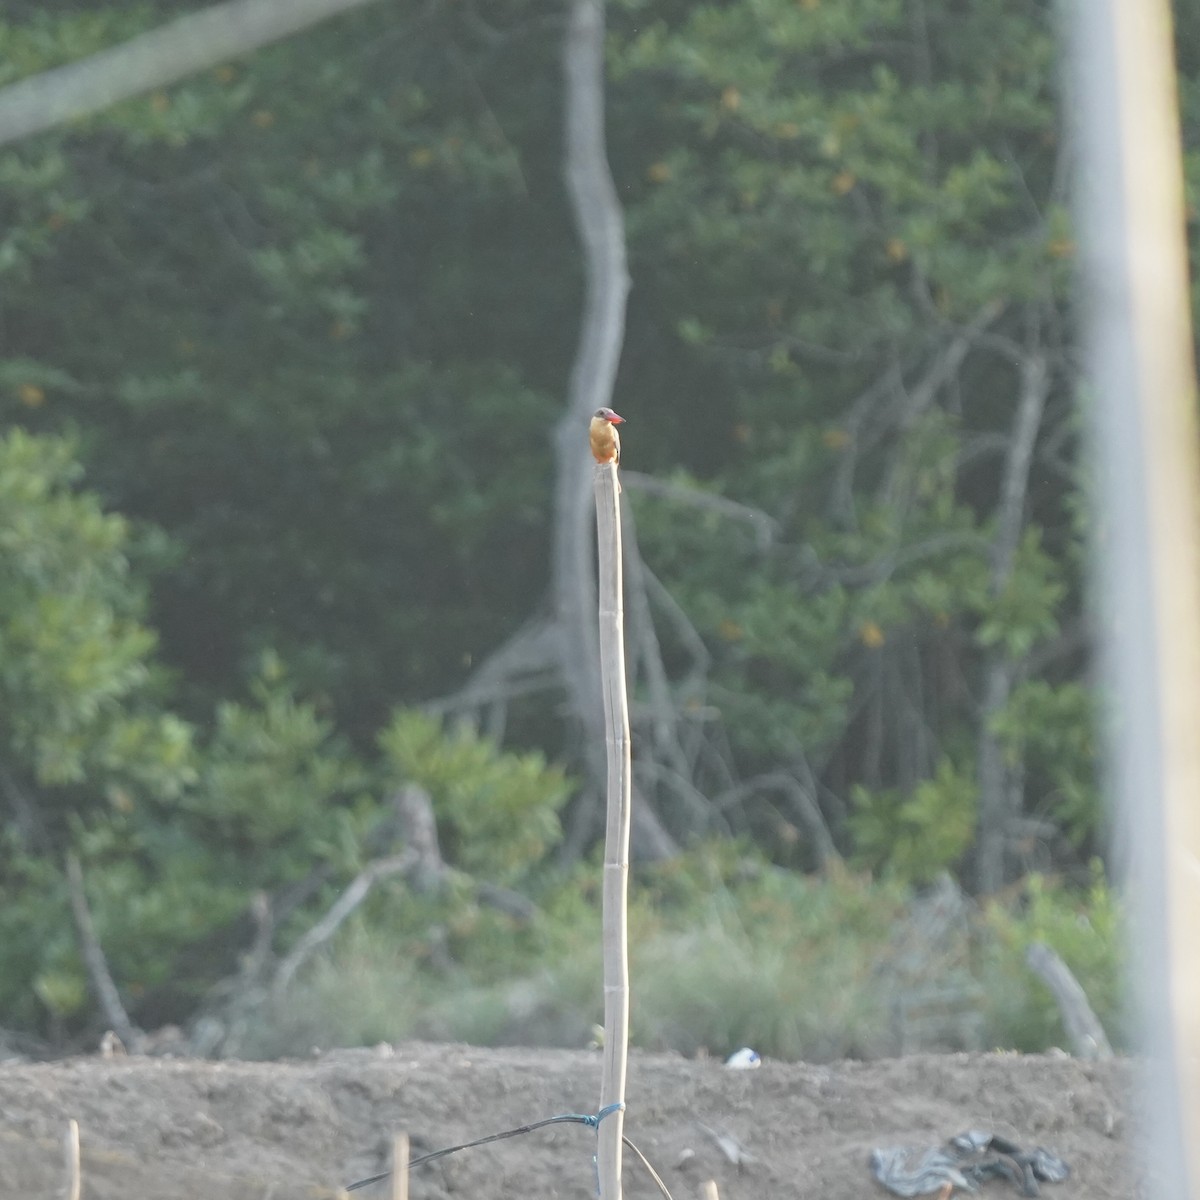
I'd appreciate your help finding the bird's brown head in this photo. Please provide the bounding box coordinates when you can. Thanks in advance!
[593,407,625,424]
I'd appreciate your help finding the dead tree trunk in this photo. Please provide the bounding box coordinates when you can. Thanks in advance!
[1025,941,1112,1060]
[0,0,384,148]
[973,344,1049,894]
[556,0,629,848]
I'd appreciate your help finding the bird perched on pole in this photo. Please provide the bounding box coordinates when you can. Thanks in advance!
[589,407,625,465]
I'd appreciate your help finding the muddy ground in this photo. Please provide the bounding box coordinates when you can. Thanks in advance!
[0,1043,1135,1199]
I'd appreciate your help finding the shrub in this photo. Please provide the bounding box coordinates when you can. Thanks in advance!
[245,848,1125,1063]
[977,864,1125,1051]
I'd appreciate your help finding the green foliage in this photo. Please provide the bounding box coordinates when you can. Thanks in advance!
[243,847,912,1060]
[0,848,72,1026]
[0,8,159,81]
[0,0,1170,1046]
[991,681,1101,844]
[0,1,567,735]
[974,531,1067,660]
[0,429,193,797]
[684,575,853,759]
[240,847,1123,1062]
[0,0,1096,860]
[622,854,908,1059]
[0,428,198,1023]
[189,655,368,858]
[851,758,978,883]
[978,866,1126,1052]
[380,711,569,883]
[601,0,1089,863]
[0,427,575,1031]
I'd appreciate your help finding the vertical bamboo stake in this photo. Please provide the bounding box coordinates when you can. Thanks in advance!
[390,1132,409,1200]
[64,1118,80,1200]
[594,458,630,1200]
[1074,0,1200,1191]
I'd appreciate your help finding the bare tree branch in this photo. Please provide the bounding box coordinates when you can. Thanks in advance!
[989,350,1051,587]
[392,782,449,894]
[1025,941,1113,1060]
[190,784,536,1053]
[827,358,905,527]
[0,0,385,148]
[622,472,780,550]
[826,530,985,588]
[65,853,145,1053]
[828,304,1006,530]
[974,343,1051,894]
[269,784,450,999]
[876,301,1007,511]
[271,852,415,998]
[716,770,842,869]
[622,497,706,843]
[0,765,47,853]
[424,617,560,728]
[640,566,712,679]
[633,761,720,836]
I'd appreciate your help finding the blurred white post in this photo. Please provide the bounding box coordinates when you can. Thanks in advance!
[1072,0,1200,1194]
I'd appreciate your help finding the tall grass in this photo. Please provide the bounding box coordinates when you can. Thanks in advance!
[241,851,1124,1062]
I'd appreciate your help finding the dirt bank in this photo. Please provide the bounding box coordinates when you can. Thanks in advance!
[0,1043,1134,1199]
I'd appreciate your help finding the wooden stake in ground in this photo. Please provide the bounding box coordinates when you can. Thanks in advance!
[391,1132,410,1200]
[594,453,631,1199]
[64,1118,81,1200]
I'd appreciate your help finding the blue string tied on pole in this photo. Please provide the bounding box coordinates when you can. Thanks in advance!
[589,1103,628,1197]
[588,1101,626,1128]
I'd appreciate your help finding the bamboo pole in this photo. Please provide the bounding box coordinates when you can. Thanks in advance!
[594,458,631,1200]
[1072,0,1200,1191]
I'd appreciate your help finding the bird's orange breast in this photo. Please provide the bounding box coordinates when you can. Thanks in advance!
[589,418,621,464]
